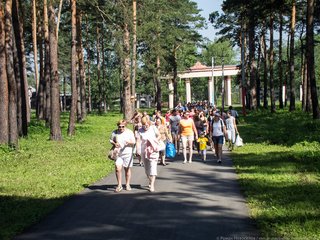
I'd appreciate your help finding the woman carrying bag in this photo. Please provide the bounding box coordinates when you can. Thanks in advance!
[155,118,172,166]
[209,113,228,164]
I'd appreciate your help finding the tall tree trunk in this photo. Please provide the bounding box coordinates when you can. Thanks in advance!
[13,33,22,136]
[155,55,162,111]
[131,0,137,112]
[269,14,276,113]
[248,11,256,110]
[44,0,51,125]
[289,0,296,111]
[77,11,86,121]
[63,74,67,111]
[278,11,284,109]
[49,1,62,140]
[56,0,63,39]
[12,0,28,135]
[173,44,179,107]
[256,34,261,108]
[101,25,106,113]
[37,12,45,119]
[306,0,320,119]
[285,33,290,107]
[5,0,18,147]
[32,0,39,94]
[301,27,308,112]
[96,26,102,113]
[0,3,9,144]
[68,0,77,136]
[122,21,132,120]
[261,30,268,109]
[85,15,92,113]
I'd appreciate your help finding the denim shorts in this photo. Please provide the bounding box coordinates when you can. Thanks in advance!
[212,135,224,145]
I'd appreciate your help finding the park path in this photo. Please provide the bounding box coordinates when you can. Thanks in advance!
[15,148,260,240]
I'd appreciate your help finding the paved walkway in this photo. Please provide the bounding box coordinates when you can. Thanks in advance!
[15,148,260,240]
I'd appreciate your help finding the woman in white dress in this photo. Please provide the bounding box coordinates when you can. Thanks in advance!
[225,111,239,151]
[139,117,161,192]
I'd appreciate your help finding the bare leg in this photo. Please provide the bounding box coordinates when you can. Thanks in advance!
[214,143,219,158]
[115,165,123,191]
[218,144,223,162]
[149,175,156,192]
[161,153,166,165]
[188,139,193,163]
[124,167,131,189]
[182,137,187,163]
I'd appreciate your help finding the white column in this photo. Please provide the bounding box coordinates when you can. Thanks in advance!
[136,94,140,109]
[168,79,174,109]
[208,77,213,105]
[186,79,191,103]
[300,84,302,101]
[226,76,232,106]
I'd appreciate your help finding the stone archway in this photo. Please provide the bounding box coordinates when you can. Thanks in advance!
[164,61,240,109]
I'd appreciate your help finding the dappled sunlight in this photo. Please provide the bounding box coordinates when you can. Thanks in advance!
[229,109,320,239]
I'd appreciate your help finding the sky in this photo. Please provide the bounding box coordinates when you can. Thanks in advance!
[195,0,224,41]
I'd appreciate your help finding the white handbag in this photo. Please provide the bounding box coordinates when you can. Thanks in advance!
[235,134,244,147]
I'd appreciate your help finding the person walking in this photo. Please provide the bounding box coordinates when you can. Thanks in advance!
[110,120,136,192]
[197,132,209,162]
[169,109,181,154]
[179,111,198,163]
[226,110,239,151]
[210,113,228,164]
[193,113,204,154]
[155,118,172,166]
[138,117,161,192]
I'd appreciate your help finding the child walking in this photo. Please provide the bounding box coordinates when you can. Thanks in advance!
[197,132,209,162]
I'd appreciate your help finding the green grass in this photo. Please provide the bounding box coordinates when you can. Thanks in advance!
[0,112,122,240]
[232,108,320,239]
[1,109,320,239]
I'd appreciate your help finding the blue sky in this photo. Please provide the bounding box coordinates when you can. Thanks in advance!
[195,0,224,41]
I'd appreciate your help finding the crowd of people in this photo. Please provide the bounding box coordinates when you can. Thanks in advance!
[109,101,240,193]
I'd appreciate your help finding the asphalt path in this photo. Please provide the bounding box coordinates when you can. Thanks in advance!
[15,147,260,240]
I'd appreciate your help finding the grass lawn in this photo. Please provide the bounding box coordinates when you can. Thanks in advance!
[232,109,320,239]
[0,112,122,240]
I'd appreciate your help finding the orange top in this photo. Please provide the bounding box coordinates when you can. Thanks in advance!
[179,119,194,136]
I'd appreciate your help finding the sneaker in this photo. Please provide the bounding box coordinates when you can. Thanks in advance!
[189,160,192,163]
[217,159,222,164]
[183,160,187,164]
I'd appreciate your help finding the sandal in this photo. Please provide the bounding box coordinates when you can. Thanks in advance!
[126,185,132,191]
[114,186,123,192]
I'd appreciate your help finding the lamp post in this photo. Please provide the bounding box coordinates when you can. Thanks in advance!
[221,56,225,113]
[211,57,215,106]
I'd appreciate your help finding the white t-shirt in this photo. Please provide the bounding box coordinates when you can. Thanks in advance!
[110,128,135,155]
[212,119,225,137]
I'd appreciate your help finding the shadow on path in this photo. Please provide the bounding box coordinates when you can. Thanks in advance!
[15,148,260,240]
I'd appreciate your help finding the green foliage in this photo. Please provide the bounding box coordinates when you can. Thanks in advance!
[0,112,122,240]
[232,109,320,239]
[201,40,237,66]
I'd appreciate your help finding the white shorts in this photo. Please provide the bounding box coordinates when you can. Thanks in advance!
[115,153,133,168]
[181,134,194,142]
